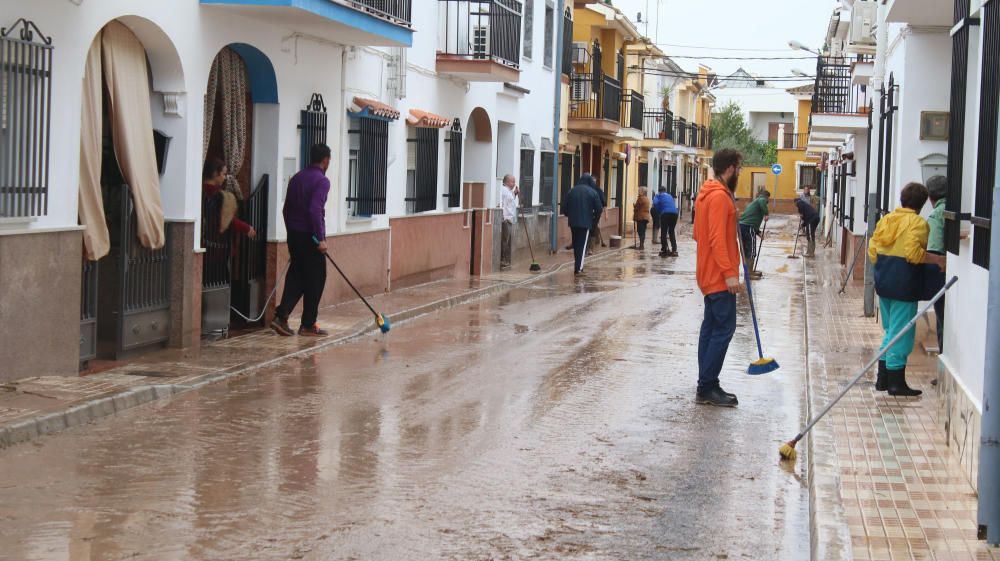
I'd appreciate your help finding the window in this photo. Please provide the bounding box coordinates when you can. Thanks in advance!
[523,0,534,60]
[0,19,53,218]
[520,148,535,207]
[798,164,818,191]
[346,116,389,217]
[543,2,555,68]
[540,151,555,210]
[944,0,974,254]
[559,152,573,202]
[767,122,782,143]
[406,126,440,214]
[444,119,462,208]
[972,0,999,268]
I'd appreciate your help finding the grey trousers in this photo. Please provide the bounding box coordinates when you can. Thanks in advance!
[501,220,513,266]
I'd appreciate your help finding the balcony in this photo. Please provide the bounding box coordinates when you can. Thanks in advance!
[642,109,674,142]
[437,0,522,82]
[201,0,413,47]
[673,117,687,146]
[618,90,644,139]
[781,132,809,150]
[567,73,621,135]
[809,56,872,135]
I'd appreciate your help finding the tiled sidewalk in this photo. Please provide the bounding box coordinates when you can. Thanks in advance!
[805,247,996,561]
[0,244,620,449]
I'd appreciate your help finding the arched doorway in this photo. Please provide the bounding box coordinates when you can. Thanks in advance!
[462,107,492,208]
[201,44,278,335]
[78,17,186,363]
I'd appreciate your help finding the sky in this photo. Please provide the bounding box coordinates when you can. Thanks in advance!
[609,0,841,88]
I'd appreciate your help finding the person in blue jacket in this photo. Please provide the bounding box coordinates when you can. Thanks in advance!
[561,174,604,275]
[653,186,679,257]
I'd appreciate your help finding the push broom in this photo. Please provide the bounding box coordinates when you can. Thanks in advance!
[788,218,802,260]
[313,236,391,333]
[779,276,958,461]
[518,207,542,272]
[738,231,780,375]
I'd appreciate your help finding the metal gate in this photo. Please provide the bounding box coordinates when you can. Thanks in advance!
[201,189,231,335]
[231,174,269,322]
[116,187,171,354]
[79,259,98,364]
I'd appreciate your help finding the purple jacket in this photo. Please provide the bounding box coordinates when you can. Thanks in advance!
[283,164,330,239]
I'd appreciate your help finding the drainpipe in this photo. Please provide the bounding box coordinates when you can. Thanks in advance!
[978,95,1000,546]
[864,0,889,316]
[550,0,565,253]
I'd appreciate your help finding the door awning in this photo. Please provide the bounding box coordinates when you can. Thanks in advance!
[349,97,400,121]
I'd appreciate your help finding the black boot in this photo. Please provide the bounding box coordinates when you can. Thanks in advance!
[696,386,739,407]
[887,367,922,397]
[875,360,888,391]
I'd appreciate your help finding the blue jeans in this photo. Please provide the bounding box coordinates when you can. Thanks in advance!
[698,291,737,392]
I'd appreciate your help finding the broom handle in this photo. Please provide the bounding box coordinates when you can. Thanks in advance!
[518,206,537,262]
[312,236,379,317]
[793,275,958,442]
[753,221,767,272]
[737,228,766,359]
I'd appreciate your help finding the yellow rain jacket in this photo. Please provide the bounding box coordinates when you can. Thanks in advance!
[868,208,929,301]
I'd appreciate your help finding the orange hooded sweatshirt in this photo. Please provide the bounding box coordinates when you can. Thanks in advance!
[693,179,740,295]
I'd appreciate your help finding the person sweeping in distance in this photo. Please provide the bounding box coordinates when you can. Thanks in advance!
[654,186,679,257]
[795,190,821,258]
[868,182,946,396]
[738,189,769,279]
[562,174,604,276]
[693,148,744,407]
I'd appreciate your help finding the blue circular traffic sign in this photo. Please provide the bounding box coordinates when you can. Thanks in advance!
[771,164,783,175]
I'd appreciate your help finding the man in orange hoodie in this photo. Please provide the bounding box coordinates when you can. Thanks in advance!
[693,149,744,407]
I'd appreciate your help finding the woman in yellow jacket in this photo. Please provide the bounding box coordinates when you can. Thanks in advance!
[868,182,946,396]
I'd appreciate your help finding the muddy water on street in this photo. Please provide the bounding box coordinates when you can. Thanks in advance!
[0,236,809,561]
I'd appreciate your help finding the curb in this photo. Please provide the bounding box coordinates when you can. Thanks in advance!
[803,258,854,561]
[0,248,623,450]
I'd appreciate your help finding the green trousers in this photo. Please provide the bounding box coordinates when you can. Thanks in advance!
[879,297,918,370]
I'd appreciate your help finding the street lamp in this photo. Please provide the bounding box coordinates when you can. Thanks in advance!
[788,40,821,56]
[791,68,811,77]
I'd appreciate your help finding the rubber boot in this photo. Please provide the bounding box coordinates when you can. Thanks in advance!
[887,367,922,397]
[806,239,816,257]
[875,360,888,391]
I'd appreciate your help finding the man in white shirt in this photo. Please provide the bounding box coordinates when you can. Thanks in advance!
[500,174,520,270]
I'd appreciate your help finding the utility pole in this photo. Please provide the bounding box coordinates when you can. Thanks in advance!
[977,94,1000,546]
[864,1,889,316]
[549,0,565,253]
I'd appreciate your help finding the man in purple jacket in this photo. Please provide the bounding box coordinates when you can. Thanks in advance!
[271,144,332,337]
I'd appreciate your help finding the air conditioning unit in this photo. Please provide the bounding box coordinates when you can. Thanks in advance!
[571,78,591,101]
[850,1,877,46]
[829,38,846,56]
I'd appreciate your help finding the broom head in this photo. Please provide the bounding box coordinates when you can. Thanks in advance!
[529,261,542,272]
[778,440,798,462]
[748,357,780,375]
[376,313,391,334]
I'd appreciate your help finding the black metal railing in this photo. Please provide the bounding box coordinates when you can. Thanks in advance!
[122,188,170,314]
[945,0,973,254]
[561,8,573,76]
[674,117,687,145]
[444,119,462,208]
[520,148,535,207]
[973,0,999,268]
[540,151,555,210]
[643,109,674,140]
[0,19,52,218]
[559,152,573,202]
[569,72,621,123]
[348,116,389,217]
[621,90,644,130]
[438,0,523,70]
[812,56,872,115]
[232,174,268,320]
[201,190,231,291]
[299,93,327,169]
[351,0,412,25]
[80,259,98,362]
[782,132,808,149]
[406,127,440,214]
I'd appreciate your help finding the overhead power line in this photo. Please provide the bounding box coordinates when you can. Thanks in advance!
[662,55,817,61]
[652,42,798,52]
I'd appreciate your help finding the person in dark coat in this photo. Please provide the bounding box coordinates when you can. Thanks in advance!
[795,194,821,257]
[588,179,608,250]
[562,173,604,275]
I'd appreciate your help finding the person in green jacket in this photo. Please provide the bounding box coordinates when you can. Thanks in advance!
[926,176,948,352]
[739,189,770,279]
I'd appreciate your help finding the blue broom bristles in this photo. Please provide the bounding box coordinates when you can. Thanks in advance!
[748,357,780,375]
[377,313,391,334]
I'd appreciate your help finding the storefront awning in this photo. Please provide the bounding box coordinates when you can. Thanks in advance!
[406,109,450,128]
[349,97,400,121]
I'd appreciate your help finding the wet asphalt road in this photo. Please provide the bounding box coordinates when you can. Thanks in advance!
[0,220,809,561]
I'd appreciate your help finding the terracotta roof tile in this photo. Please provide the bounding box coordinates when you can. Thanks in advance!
[407,109,451,128]
[351,97,400,120]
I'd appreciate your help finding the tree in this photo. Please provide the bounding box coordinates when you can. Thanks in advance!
[710,102,777,167]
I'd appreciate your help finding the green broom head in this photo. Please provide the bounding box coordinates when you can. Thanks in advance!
[529,261,542,272]
[748,357,780,375]
[376,313,391,334]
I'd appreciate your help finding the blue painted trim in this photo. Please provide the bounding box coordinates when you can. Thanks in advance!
[227,43,279,104]
[202,0,413,47]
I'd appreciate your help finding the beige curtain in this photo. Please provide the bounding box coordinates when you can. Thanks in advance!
[202,47,248,200]
[101,21,165,250]
[78,36,109,261]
